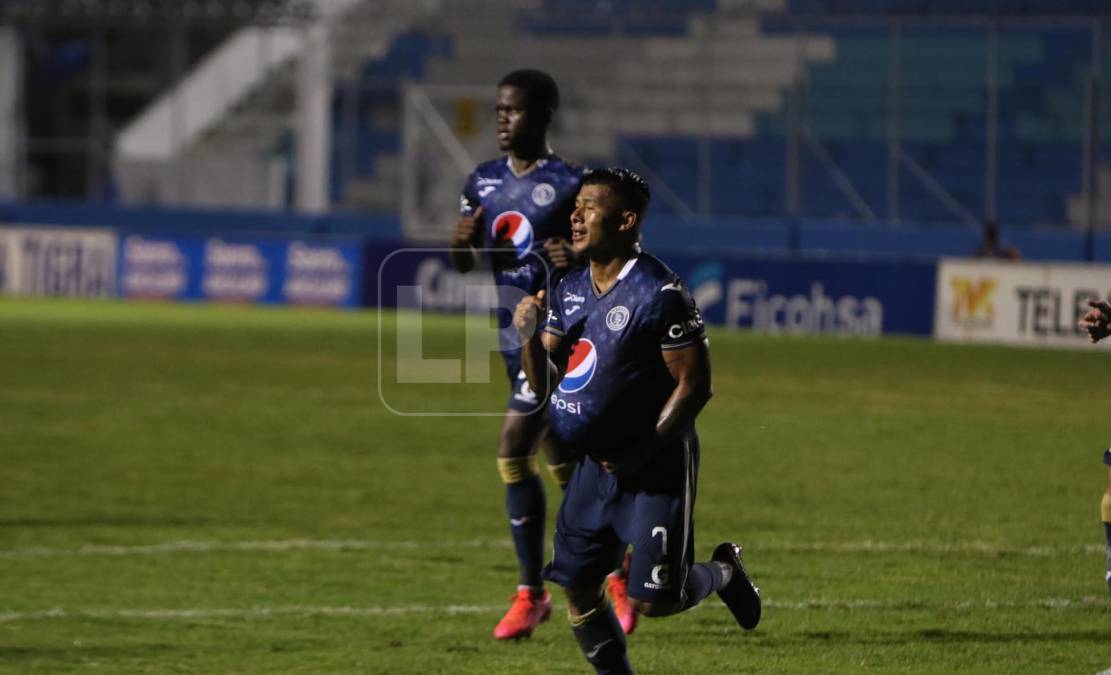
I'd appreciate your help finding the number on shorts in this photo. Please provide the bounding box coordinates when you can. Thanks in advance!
[651,526,668,555]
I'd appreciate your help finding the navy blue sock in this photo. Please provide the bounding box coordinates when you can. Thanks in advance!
[571,602,632,675]
[1104,523,1111,568]
[681,561,725,611]
[506,475,546,587]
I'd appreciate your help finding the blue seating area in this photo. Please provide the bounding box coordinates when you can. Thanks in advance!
[523,0,716,36]
[621,24,1109,225]
[321,6,716,207]
[783,0,1111,15]
[328,31,453,203]
[313,4,1111,229]
[357,32,452,81]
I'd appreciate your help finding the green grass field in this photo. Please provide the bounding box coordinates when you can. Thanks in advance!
[2,298,1110,674]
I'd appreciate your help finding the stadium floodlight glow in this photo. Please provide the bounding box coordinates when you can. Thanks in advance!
[377,248,553,417]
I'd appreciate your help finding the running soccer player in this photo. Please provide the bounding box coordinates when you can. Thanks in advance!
[513,168,762,673]
[449,70,636,640]
[1078,297,1111,595]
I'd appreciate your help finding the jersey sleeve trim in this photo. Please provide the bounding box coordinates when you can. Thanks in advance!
[660,338,699,351]
[544,279,567,336]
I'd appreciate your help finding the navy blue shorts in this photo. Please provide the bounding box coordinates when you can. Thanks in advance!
[544,432,700,603]
[1103,448,1111,467]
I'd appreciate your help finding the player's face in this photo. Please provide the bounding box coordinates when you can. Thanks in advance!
[496,85,537,152]
[570,184,627,256]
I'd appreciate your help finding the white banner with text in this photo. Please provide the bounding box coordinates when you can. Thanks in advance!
[934,258,1111,349]
[0,226,117,297]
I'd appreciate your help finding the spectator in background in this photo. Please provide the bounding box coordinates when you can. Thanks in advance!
[973,220,1021,260]
[1077,297,1111,596]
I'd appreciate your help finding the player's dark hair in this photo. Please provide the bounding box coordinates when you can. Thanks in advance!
[498,69,560,117]
[583,167,651,217]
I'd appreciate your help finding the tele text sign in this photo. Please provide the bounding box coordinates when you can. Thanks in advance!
[934,258,1111,349]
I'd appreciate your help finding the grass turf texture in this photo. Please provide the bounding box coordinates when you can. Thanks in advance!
[1,297,1109,673]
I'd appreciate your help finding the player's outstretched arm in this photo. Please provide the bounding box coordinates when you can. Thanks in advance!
[449,205,483,273]
[514,290,564,398]
[1079,298,1111,343]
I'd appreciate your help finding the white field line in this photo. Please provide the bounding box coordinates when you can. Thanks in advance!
[0,539,513,558]
[0,597,1106,624]
[0,538,1101,559]
[0,605,498,623]
[760,541,1105,556]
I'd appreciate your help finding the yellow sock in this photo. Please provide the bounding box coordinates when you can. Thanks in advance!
[568,595,610,626]
[547,462,574,488]
[497,456,539,484]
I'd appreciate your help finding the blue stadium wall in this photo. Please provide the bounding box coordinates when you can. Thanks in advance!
[4,201,1111,340]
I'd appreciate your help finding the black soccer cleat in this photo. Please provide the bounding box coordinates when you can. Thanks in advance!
[1105,546,1111,597]
[712,541,761,630]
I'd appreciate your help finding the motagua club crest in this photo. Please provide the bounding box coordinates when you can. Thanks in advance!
[606,305,630,332]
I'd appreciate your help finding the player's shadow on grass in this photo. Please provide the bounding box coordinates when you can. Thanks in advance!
[0,644,181,661]
[797,629,1110,645]
[912,628,1109,644]
[0,516,214,528]
[673,627,1109,646]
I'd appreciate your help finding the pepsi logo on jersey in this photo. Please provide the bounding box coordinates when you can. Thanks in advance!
[549,393,582,415]
[558,338,597,393]
[491,211,534,259]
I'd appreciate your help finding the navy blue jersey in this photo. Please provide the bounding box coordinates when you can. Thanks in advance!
[460,152,585,293]
[543,252,706,458]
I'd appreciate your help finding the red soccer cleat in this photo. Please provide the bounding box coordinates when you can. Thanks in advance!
[493,588,552,640]
[607,572,638,636]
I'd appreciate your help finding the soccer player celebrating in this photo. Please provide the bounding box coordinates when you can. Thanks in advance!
[513,168,762,673]
[1079,298,1111,595]
[449,70,635,640]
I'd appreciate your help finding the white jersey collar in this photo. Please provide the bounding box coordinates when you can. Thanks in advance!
[505,149,554,178]
[616,255,639,280]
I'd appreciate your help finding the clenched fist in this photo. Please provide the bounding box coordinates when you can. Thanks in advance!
[452,205,484,247]
[544,237,574,269]
[1079,298,1111,343]
[513,290,547,341]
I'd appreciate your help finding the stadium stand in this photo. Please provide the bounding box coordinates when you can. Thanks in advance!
[109,0,1111,230]
[113,0,437,210]
[341,0,830,217]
